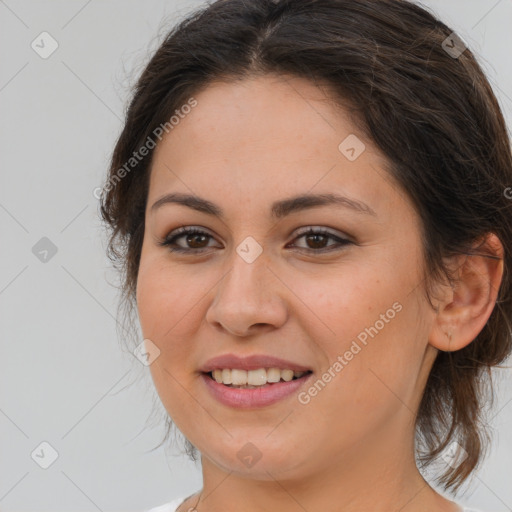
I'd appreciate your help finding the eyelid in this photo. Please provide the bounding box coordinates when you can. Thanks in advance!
[158,226,221,252]
[292,225,351,239]
[158,224,354,254]
[286,226,353,251]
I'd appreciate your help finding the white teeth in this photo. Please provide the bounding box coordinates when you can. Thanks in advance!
[281,369,294,382]
[221,368,232,384]
[247,368,267,386]
[231,369,247,386]
[267,367,281,383]
[209,368,308,387]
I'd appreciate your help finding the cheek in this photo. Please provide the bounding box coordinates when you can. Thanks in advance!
[136,261,199,419]
[136,256,192,337]
[316,292,428,420]
[135,258,207,383]
[288,265,403,353]
[298,260,428,404]
[136,262,165,338]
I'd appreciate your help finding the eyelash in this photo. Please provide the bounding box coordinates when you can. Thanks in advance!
[158,226,353,254]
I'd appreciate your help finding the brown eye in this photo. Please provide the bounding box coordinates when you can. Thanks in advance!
[159,227,218,253]
[185,232,209,248]
[289,228,352,253]
[304,232,330,249]
[158,226,353,255]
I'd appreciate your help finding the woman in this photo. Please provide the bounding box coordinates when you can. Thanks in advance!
[99,0,512,510]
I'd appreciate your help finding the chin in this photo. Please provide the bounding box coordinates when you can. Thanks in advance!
[198,434,312,480]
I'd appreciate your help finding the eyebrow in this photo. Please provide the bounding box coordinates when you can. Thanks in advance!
[150,192,377,218]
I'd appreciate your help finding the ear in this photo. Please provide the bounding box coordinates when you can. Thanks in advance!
[428,233,504,352]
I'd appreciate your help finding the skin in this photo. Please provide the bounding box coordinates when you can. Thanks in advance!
[135,74,504,512]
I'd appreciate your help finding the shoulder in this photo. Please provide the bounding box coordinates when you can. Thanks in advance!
[144,496,188,512]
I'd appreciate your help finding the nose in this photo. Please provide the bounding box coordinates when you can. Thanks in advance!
[205,251,288,337]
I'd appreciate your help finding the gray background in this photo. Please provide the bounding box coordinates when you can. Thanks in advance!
[0,1,511,511]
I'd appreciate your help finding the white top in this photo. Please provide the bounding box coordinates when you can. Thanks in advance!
[145,496,189,512]
[145,495,484,512]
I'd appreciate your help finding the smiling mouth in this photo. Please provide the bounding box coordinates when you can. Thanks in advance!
[205,368,313,388]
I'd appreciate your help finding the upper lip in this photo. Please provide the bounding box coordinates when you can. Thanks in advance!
[199,354,313,373]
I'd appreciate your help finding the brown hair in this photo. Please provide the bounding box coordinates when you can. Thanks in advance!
[99,0,512,492]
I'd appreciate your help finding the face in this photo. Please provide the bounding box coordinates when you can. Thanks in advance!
[136,74,439,480]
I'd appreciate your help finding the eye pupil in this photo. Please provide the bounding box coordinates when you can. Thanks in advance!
[306,233,328,249]
[187,234,208,248]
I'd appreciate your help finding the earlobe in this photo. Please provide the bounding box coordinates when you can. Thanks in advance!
[428,233,504,352]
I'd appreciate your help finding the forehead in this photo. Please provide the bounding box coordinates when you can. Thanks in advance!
[148,74,405,220]
[153,74,358,164]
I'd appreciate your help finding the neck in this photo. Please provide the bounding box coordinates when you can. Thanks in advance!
[192,412,460,512]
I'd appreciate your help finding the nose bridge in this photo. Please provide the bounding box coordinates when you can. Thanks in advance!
[206,243,287,335]
[228,244,268,295]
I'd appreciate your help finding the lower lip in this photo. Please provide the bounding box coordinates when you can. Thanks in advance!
[201,372,313,408]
